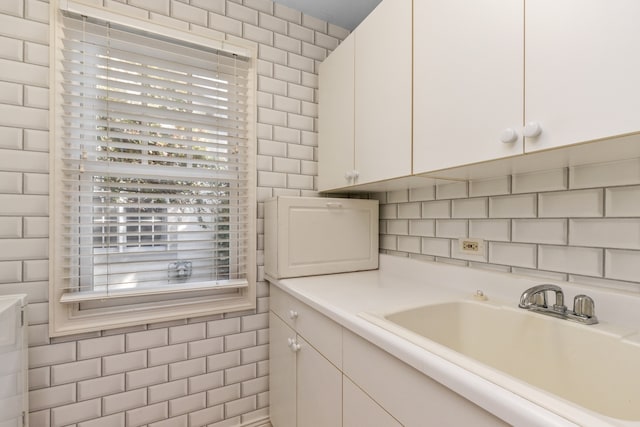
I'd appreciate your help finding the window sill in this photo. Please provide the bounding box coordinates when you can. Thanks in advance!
[59,279,249,303]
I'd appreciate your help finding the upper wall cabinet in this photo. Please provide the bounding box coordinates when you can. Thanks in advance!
[524,0,640,153]
[413,0,524,174]
[414,0,640,175]
[318,35,355,192]
[318,0,412,192]
[354,0,412,186]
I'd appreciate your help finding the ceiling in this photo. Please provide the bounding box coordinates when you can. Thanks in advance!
[272,0,382,31]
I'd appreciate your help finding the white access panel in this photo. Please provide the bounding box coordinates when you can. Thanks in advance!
[265,197,378,279]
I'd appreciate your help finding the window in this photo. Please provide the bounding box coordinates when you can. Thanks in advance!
[50,3,256,336]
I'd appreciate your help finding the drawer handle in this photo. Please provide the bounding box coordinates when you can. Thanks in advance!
[326,202,343,209]
[288,310,299,320]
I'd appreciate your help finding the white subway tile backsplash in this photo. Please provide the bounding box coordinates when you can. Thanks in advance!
[421,238,450,257]
[570,158,640,189]
[77,335,124,360]
[469,176,510,197]
[149,344,188,367]
[421,200,450,218]
[489,194,537,218]
[29,366,50,390]
[227,2,259,25]
[606,185,640,217]
[469,219,510,242]
[29,342,76,368]
[208,351,241,372]
[126,366,168,391]
[387,190,409,203]
[0,261,21,283]
[512,168,568,194]
[409,186,435,201]
[605,249,640,282]
[511,267,568,282]
[29,383,76,411]
[538,245,604,276]
[102,350,147,375]
[189,371,224,394]
[189,405,225,426]
[570,219,640,249]
[512,219,568,244]
[398,236,421,254]
[148,379,188,405]
[380,234,397,251]
[380,204,397,220]
[169,358,207,381]
[126,328,169,351]
[409,219,435,237]
[539,189,603,218]
[125,402,169,427]
[435,220,467,238]
[436,181,467,200]
[78,374,125,401]
[569,274,640,293]
[398,202,421,219]
[78,413,125,427]
[51,399,101,427]
[488,242,537,269]
[244,23,274,45]
[452,198,488,219]
[51,358,101,385]
[169,392,207,417]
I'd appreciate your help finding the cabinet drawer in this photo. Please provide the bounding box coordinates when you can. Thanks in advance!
[342,330,508,427]
[271,286,342,369]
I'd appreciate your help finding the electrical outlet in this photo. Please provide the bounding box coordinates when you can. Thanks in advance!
[458,238,485,256]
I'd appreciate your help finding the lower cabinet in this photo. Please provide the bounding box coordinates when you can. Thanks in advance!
[269,312,342,427]
[343,376,402,427]
[269,285,508,427]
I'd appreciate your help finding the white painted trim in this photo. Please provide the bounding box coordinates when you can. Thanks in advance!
[60,0,252,57]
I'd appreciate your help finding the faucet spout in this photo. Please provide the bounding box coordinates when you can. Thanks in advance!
[518,284,598,325]
[518,284,564,311]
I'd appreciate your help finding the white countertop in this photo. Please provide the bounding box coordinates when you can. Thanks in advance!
[267,254,640,427]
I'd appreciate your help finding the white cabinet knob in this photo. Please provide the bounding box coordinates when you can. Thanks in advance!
[499,128,518,144]
[344,170,359,182]
[523,121,542,138]
[288,310,298,320]
[287,338,301,352]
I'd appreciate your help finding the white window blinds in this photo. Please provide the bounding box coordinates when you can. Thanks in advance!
[56,13,252,301]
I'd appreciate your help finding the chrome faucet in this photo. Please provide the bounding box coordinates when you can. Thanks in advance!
[518,284,598,325]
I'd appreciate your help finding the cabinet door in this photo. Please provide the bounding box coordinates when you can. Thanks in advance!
[343,376,402,427]
[525,0,640,152]
[296,336,342,427]
[413,0,524,174]
[269,313,296,427]
[354,0,412,184]
[318,35,355,191]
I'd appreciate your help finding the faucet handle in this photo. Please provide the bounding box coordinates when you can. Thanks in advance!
[573,295,596,318]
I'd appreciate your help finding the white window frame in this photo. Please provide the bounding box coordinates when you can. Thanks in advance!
[49,0,257,336]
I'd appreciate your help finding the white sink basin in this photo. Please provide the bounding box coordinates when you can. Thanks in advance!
[362,300,640,422]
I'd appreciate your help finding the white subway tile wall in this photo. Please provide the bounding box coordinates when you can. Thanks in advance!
[379,163,640,292]
[0,0,347,425]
